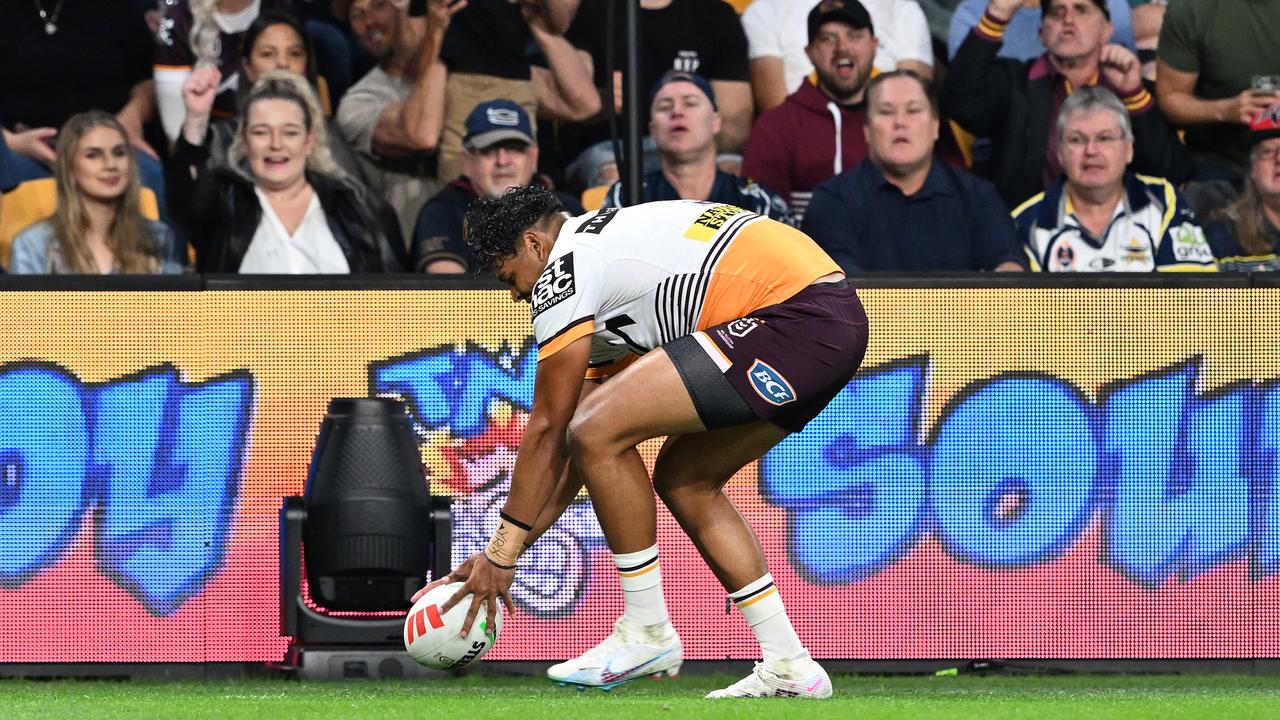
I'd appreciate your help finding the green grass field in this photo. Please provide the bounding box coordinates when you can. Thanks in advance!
[2,673,1278,720]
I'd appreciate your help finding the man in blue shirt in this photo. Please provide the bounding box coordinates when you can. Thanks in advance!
[802,70,1026,271]
[601,71,794,225]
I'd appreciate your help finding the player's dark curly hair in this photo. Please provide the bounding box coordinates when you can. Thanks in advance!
[464,185,566,273]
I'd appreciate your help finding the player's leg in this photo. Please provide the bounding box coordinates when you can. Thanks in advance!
[652,426,833,699]
[546,355,699,689]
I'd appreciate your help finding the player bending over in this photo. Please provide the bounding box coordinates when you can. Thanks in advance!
[418,187,868,698]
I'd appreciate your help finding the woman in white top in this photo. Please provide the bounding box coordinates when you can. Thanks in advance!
[10,111,184,274]
[167,70,404,273]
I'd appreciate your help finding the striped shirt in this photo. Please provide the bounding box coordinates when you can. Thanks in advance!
[531,200,840,378]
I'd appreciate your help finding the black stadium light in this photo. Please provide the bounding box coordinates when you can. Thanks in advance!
[279,398,452,679]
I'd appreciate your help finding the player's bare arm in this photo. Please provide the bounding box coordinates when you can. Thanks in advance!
[417,334,590,634]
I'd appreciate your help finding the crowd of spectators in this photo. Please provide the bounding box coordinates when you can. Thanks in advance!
[0,0,1278,275]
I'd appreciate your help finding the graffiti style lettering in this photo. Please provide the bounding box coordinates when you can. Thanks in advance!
[1099,365,1251,584]
[761,358,928,583]
[371,343,536,438]
[0,366,87,587]
[930,375,1095,567]
[0,363,253,615]
[762,357,1279,587]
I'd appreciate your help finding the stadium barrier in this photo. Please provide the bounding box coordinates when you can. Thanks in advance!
[1,273,1278,665]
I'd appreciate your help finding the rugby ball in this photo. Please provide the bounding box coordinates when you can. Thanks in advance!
[403,582,502,670]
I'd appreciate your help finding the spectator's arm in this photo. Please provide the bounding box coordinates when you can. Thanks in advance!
[946,0,984,60]
[1155,61,1277,127]
[516,0,580,35]
[760,183,796,227]
[342,0,458,157]
[970,178,1026,271]
[711,80,753,154]
[2,126,57,168]
[529,17,601,122]
[164,135,221,261]
[742,0,789,113]
[892,0,935,81]
[117,79,159,160]
[938,1,1021,137]
[395,1,463,152]
[749,58,788,114]
[800,182,862,273]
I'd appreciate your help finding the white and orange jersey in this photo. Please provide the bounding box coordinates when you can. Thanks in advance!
[530,200,841,377]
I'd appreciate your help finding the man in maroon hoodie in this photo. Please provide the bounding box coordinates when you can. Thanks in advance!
[741,0,877,224]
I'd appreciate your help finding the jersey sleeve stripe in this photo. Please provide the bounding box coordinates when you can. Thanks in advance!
[537,316,595,360]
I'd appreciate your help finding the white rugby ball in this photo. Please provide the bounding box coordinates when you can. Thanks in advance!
[403,582,502,670]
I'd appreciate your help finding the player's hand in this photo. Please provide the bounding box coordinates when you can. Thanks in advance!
[1099,44,1142,97]
[414,552,515,636]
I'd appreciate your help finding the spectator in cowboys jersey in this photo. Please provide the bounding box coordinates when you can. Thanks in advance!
[600,71,793,225]
[1014,86,1216,272]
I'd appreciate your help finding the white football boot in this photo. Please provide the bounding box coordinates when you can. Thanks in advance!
[547,616,683,691]
[705,654,833,699]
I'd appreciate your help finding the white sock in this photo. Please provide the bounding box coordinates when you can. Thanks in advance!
[614,545,669,626]
[730,573,806,663]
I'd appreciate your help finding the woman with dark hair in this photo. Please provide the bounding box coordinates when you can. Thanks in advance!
[10,111,183,274]
[184,8,366,183]
[167,71,404,273]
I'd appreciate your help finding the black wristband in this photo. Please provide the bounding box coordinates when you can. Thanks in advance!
[483,553,516,571]
[499,511,533,531]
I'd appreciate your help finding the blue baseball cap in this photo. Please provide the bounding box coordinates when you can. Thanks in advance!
[463,99,535,151]
[649,70,718,112]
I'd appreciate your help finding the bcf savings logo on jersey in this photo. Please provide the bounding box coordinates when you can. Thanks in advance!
[531,253,576,317]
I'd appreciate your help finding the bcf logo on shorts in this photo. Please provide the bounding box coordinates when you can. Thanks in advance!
[748,360,796,406]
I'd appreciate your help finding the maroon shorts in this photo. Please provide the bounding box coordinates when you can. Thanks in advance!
[665,280,869,433]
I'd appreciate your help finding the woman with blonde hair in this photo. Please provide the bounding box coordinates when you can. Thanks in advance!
[10,111,184,274]
[168,70,404,272]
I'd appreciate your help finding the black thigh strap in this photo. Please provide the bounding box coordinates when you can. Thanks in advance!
[664,334,757,430]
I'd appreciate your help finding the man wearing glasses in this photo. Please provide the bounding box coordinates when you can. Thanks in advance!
[1014,86,1216,272]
